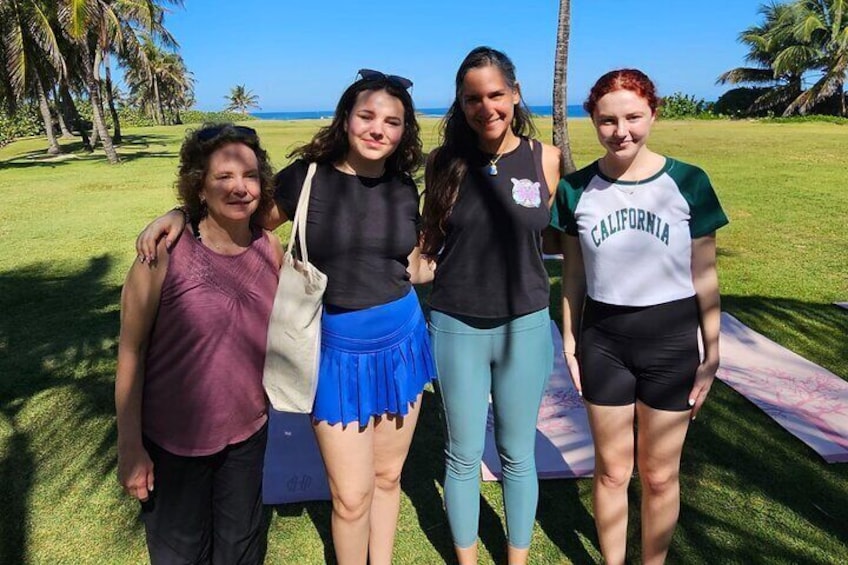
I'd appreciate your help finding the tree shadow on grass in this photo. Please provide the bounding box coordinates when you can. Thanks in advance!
[0,134,177,169]
[0,256,123,563]
[661,295,847,563]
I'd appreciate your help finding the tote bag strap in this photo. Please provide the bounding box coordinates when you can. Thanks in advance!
[286,162,318,261]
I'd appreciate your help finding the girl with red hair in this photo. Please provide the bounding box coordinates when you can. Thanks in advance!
[551,69,728,564]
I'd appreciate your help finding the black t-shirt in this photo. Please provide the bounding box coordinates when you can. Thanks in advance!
[428,138,551,318]
[274,160,419,309]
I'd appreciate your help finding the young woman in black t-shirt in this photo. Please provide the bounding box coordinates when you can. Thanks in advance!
[134,72,436,565]
[421,46,562,565]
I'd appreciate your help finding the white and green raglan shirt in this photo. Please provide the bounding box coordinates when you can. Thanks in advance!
[551,157,728,307]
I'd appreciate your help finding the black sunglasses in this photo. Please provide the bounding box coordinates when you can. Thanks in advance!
[357,68,413,90]
[196,125,257,142]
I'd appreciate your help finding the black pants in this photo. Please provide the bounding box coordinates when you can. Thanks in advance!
[141,424,269,565]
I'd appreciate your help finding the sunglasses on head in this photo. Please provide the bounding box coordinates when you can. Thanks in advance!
[196,125,257,142]
[357,68,413,90]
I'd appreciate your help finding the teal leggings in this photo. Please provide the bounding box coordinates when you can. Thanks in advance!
[430,308,553,549]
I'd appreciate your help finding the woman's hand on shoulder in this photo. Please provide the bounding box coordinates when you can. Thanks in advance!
[135,209,187,263]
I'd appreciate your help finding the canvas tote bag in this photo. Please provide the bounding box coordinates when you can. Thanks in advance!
[263,162,327,413]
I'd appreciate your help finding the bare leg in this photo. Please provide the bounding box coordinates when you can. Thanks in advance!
[368,395,423,565]
[313,419,375,565]
[585,402,636,565]
[635,402,690,565]
[454,542,478,565]
[507,545,529,565]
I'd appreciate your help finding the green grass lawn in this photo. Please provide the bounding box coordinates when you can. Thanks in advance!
[1,118,846,564]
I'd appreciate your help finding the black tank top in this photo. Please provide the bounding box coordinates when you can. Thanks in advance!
[428,137,551,318]
[274,160,418,309]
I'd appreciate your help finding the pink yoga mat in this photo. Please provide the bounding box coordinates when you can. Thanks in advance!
[481,322,595,480]
[717,313,848,463]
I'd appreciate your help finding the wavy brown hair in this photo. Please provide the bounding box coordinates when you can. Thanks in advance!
[288,76,423,176]
[176,123,275,224]
[421,46,537,255]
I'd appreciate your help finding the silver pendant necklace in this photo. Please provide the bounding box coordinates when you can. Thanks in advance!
[487,152,504,176]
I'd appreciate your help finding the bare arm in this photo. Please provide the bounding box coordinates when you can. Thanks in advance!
[256,199,289,233]
[115,240,169,501]
[561,233,586,395]
[540,142,562,209]
[135,202,289,263]
[689,233,721,419]
[135,209,186,264]
[264,230,285,269]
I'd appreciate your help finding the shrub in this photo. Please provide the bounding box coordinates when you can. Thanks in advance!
[180,110,257,124]
[659,92,716,119]
[0,105,44,147]
[714,87,774,118]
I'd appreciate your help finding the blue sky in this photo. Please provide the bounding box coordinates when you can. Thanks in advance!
[151,0,769,112]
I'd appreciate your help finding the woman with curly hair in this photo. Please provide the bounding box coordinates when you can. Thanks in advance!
[117,123,282,564]
[134,71,436,565]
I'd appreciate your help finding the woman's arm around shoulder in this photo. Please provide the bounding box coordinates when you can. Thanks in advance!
[115,238,170,502]
[135,209,187,264]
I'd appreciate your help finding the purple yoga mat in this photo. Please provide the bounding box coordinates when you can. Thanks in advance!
[717,313,848,463]
[262,410,330,504]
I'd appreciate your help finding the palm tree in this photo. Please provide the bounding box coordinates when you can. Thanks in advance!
[124,37,193,124]
[717,1,804,115]
[112,2,182,128]
[552,0,576,174]
[57,0,123,163]
[720,0,848,116]
[776,0,848,116]
[0,0,65,154]
[225,84,259,114]
[56,0,182,162]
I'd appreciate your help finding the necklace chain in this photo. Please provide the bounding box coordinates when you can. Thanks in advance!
[487,152,504,176]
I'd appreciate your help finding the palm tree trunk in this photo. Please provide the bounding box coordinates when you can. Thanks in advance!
[104,55,122,144]
[82,45,120,164]
[552,0,576,174]
[153,76,165,125]
[52,85,74,138]
[59,80,92,151]
[35,75,62,155]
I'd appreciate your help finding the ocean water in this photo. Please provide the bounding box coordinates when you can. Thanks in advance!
[252,104,588,121]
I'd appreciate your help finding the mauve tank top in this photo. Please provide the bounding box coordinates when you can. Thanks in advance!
[142,226,278,456]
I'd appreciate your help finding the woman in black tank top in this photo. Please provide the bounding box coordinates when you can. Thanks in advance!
[422,46,562,565]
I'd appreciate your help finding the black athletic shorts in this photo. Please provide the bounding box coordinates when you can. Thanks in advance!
[579,296,700,411]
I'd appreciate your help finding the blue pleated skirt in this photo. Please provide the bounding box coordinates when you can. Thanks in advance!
[312,288,437,427]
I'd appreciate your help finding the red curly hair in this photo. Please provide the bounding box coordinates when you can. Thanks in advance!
[584,69,659,117]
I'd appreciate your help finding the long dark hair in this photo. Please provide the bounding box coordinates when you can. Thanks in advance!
[288,76,423,176]
[421,46,537,255]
